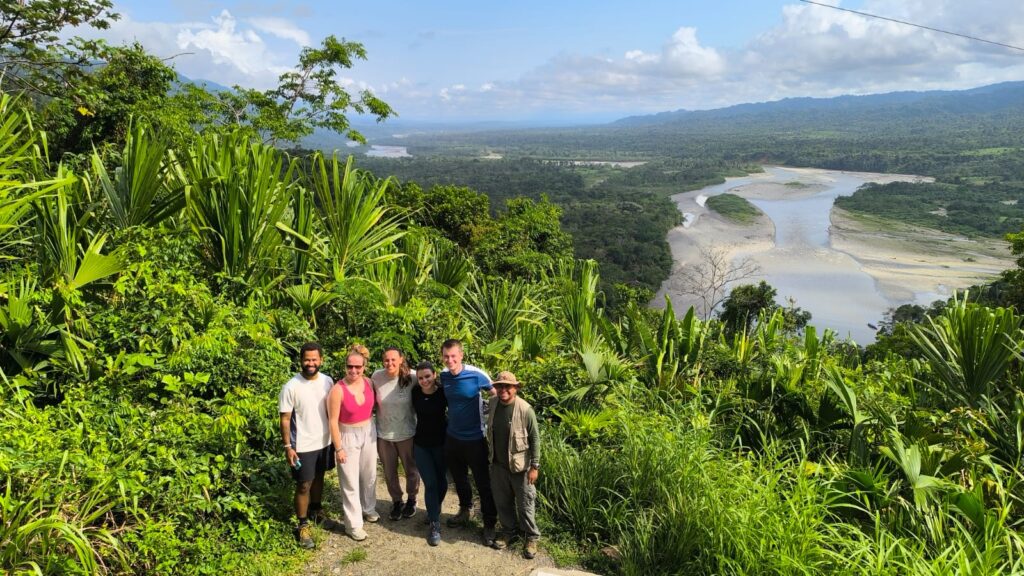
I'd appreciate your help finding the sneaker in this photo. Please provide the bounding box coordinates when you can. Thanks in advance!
[524,539,538,560]
[482,524,497,547]
[427,521,441,547]
[295,524,315,549]
[389,501,403,521]
[491,532,508,550]
[446,506,471,528]
[346,527,367,541]
[364,511,380,523]
[402,499,416,519]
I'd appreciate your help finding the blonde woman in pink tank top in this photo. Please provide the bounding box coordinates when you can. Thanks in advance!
[328,348,378,541]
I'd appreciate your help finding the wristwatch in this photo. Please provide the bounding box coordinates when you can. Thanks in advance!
[530,463,540,471]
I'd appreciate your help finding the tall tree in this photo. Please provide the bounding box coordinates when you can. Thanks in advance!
[0,0,119,99]
[171,35,394,146]
[40,43,176,156]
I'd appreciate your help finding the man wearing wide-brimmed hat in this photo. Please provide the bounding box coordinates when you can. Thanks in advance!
[485,370,541,559]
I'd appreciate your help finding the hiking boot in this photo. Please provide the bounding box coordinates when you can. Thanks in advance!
[363,510,380,523]
[524,539,538,560]
[295,524,314,549]
[427,521,441,547]
[482,524,497,547]
[491,532,508,550]
[389,501,403,521]
[446,506,471,528]
[310,508,341,531]
[402,499,416,519]
[346,527,367,541]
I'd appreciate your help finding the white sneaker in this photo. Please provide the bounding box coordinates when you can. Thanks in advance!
[346,527,368,541]
[364,511,380,523]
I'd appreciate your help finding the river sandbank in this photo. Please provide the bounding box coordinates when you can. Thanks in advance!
[655,166,1011,340]
[830,208,1012,302]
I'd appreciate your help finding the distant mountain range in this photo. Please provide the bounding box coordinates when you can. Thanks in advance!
[612,81,1024,128]
[188,76,1024,153]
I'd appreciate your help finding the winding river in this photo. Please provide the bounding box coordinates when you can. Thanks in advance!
[658,166,945,344]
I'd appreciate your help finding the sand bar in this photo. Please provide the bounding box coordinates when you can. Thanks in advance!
[654,166,1011,342]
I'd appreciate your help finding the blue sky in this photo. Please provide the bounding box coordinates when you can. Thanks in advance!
[90,1,1024,123]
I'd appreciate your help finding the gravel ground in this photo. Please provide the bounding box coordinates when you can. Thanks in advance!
[301,472,559,576]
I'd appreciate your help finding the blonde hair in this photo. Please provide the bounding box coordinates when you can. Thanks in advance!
[348,343,370,363]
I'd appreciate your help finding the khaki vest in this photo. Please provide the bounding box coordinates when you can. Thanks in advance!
[486,396,532,473]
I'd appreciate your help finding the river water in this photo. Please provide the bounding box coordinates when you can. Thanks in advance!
[664,167,930,344]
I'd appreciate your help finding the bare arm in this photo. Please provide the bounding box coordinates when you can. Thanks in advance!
[328,384,346,463]
[280,412,297,466]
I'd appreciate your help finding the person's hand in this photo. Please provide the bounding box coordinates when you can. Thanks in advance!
[527,468,539,485]
[285,447,297,467]
[335,448,347,464]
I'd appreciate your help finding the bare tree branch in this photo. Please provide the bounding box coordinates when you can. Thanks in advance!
[674,246,760,319]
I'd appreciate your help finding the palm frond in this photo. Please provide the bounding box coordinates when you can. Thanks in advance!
[92,123,184,228]
[307,153,406,282]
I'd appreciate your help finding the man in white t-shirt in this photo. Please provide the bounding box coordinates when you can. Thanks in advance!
[279,342,335,549]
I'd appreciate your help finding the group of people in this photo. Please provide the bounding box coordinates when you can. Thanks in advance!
[278,339,541,559]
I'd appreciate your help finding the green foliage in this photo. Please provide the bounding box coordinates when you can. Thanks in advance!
[474,196,573,279]
[41,43,177,157]
[910,294,1020,409]
[305,153,406,283]
[720,281,812,336]
[705,192,761,224]
[358,157,680,292]
[178,132,296,294]
[0,0,118,99]
[173,36,393,147]
[418,184,492,248]
[0,93,48,260]
[836,180,1024,239]
[6,47,1024,574]
[341,547,367,565]
[460,275,542,346]
[91,122,184,230]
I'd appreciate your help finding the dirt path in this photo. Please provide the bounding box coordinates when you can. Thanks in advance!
[302,473,562,576]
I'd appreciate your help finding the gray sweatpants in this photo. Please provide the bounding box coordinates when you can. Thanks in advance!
[489,464,540,540]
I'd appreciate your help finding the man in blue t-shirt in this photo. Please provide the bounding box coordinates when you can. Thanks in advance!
[439,338,498,546]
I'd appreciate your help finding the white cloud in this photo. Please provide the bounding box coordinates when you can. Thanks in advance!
[176,10,291,84]
[78,10,315,89]
[736,0,1024,101]
[246,17,312,47]
[440,0,1024,118]
[75,1,1024,121]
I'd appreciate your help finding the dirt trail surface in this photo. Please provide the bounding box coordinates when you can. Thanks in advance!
[301,474,566,576]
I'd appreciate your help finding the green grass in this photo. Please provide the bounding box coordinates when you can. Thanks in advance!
[341,548,367,565]
[541,396,1024,575]
[960,146,1018,156]
[705,193,761,224]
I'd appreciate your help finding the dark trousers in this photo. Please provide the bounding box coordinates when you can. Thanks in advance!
[444,435,496,526]
[413,443,447,523]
